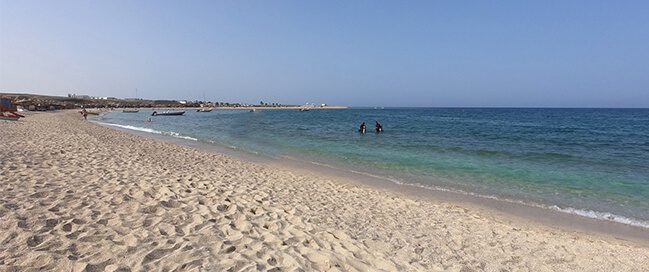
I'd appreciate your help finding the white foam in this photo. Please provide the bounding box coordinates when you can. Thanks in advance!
[100,122,197,141]
[166,131,198,141]
[549,206,649,229]
[172,135,198,141]
[101,123,163,134]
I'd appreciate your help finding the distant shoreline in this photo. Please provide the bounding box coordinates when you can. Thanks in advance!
[131,106,350,110]
[0,92,349,110]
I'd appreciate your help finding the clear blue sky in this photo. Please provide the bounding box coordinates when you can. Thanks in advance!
[1,1,648,107]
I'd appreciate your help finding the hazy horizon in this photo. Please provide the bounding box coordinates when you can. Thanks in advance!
[2,1,648,107]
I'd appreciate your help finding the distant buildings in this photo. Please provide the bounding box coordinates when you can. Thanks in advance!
[67,93,115,100]
[91,96,115,100]
[68,93,91,99]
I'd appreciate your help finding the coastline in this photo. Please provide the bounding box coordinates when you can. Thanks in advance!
[2,111,648,271]
[118,106,350,111]
[100,117,649,246]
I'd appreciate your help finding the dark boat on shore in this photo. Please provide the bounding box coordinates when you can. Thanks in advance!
[123,109,139,113]
[152,110,185,116]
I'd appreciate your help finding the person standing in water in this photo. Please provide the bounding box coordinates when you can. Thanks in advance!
[375,121,383,133]
[359,122,366,134]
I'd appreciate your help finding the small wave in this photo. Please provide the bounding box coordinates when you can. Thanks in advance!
[166,132,198,141]
[289,157,649,229]
[100,122,197,141]
[549,206,649,229]
[172,135,198,141]
[392,179,649,229]
[101,123,164,134]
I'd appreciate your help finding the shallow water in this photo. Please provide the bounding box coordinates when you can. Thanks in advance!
[99,108,649,228]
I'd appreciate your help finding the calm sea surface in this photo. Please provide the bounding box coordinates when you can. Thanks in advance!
[99,108,649,228]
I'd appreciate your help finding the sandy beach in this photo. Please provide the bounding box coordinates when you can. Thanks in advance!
[1,111,648,271]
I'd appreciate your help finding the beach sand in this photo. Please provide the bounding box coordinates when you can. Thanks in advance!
[1,111,648,271]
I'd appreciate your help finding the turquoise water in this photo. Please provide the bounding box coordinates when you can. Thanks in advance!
[99,108,649,227]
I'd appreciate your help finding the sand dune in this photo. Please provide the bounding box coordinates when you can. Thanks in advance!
[1,111,648,271]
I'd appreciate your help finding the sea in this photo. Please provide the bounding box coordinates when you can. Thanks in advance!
[97,108,649,228]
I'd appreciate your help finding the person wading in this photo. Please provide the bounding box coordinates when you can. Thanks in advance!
[375,121,383,133]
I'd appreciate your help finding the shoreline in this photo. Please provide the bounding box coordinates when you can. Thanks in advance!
[99,118,649,246]
[3,111,648,271]
[269,157,649,246]
[116,106,350,111]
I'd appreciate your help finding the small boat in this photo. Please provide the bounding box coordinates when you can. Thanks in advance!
[123,109,139,113]
[299,108,310,112]
[196,108,213,112]
[0,112,23,121]
[152,110,185,116]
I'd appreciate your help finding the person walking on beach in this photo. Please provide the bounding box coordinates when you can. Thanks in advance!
[359,122,366,134]
[375,121,383,133]
[81,108,88,120]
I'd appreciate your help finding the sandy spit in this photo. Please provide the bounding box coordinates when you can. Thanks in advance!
[1,111,648,272]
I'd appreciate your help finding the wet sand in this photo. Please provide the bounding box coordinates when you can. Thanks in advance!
[1,111,648,271]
